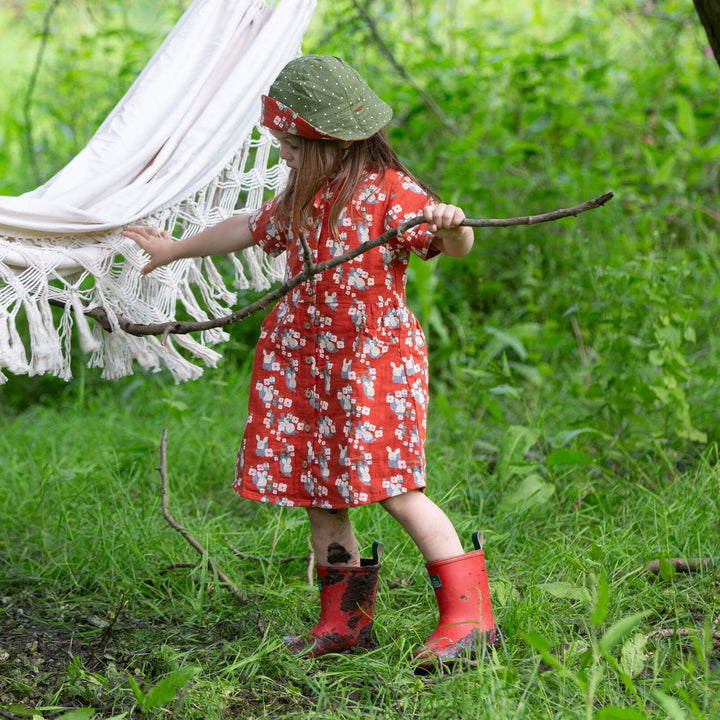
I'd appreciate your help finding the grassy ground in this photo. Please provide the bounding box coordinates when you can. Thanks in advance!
[1,362,718,719]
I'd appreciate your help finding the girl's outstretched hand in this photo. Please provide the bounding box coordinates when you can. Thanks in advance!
[123,225,176,275]
[424,204,474,257]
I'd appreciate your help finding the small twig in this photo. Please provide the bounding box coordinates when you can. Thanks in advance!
[645,557,720,574]
[161,322,180,346]
[349,0,460,133]
[159,562,199,574]
[298,229,316,272]
[47,298,113,332]
[158,428,248,604]
[647,627,720,641]
[0,708,23,720]
[25,0,62,185]
[97,590,126,652]
[225,540,306,565]
[461,192,614,228]
[306,536,315,587]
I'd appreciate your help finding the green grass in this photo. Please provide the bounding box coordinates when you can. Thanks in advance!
[1,362,718,719]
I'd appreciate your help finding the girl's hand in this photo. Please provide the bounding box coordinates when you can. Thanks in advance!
[123,225,176,275]
[423,203,466,233]
[424,204,474,257]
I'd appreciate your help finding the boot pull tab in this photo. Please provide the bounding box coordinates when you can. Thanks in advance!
[472,531,485,551]
[371,541,385,564]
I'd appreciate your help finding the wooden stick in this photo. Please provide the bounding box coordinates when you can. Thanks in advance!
[157,428,247,604]
[647,627,720,640]
[159,562,198,574]
[645,557,719,574]
[225,539,306,565]
[70,192,613,338]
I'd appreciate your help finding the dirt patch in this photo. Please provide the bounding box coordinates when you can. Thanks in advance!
[0,597,248,714]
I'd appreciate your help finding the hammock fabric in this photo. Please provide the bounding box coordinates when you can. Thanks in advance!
[0,0,316,384]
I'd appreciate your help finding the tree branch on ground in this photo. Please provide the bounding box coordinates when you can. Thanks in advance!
[159,562,199,574]
[644,556,719,574]
[647,627,720,641]
[0,708,23,720]
[157,427,248,604]
[225,539,308,565]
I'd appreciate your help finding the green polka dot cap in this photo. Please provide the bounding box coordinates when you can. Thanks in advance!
[261,55,393,141]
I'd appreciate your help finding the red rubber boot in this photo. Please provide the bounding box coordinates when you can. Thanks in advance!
[284,541,383,657]
[414,531,499,671]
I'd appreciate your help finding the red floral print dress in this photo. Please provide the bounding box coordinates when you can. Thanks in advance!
[233,168,439,508]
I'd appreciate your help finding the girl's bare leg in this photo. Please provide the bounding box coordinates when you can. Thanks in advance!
[380,490,464,562]
[306,507,360,566]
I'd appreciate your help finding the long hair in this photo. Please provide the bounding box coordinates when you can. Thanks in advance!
[274,132,438,240]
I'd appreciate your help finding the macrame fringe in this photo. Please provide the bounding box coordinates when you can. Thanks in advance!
[0,130,289,385]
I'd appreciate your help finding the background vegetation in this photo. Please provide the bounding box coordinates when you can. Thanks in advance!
[1,0,719,718]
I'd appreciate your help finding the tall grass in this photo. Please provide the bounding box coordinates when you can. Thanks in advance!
[1,362,719,718]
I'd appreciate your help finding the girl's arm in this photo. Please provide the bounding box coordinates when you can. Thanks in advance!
[424,204,474,257]
[123,214,254,275]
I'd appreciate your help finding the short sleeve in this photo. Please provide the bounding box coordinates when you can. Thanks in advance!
[249,197,290,257]
[384,171,441,261]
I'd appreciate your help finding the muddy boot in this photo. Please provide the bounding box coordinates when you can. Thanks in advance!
[284,541,383,657]
[413,531,499,672]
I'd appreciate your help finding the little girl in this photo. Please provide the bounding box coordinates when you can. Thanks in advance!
[125,54,498,669]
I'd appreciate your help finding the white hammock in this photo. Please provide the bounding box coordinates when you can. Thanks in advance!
[0,0,316,384]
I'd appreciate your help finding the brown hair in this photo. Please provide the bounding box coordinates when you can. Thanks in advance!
[275,132,438,240]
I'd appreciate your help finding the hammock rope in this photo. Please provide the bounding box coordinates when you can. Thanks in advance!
[0,0,316,384]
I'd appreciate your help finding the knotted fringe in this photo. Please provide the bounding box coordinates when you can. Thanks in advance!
[0,133,288,384]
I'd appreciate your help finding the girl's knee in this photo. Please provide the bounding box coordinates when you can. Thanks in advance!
[307,506,350,527]
[380,491,417,520]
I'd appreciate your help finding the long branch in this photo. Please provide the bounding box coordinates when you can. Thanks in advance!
[71,192,611,339]
[157,427,248,604]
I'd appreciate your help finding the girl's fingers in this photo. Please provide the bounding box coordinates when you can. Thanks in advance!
[123,226,169,243]
[423,204,465,230]
[122,226,172,274]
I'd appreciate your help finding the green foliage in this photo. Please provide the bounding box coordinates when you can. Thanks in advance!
[129,665,201,714]
[0,0,184,193]
[578,256,707,451]
[2,369,720,718]
[2,0,720,469]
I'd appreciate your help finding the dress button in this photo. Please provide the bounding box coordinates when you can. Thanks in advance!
[304,423,312,432]
[304,356,312,364]
[302,461,309,469]
[305,388,312,398]
[304,322,312,330]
